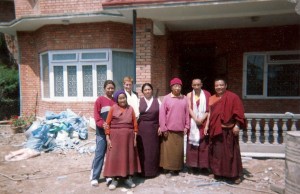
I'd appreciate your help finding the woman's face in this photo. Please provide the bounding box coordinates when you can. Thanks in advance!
[214,80,227,96]
[171,84,182,96]
[117,94,127,107]
[142,85,153,99]
[104,84,115,97]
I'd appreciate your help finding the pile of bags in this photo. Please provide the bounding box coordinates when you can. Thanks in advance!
[25,109,88,152]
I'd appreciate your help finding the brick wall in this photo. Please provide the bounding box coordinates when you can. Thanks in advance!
[15,0,103,19]
[135,19,171,97]
[170,25,300,113]
[0,1,15,22]
[135,19,154,96]
[152,35,170,96]
[18,22,132,117]
[17,20,300,115]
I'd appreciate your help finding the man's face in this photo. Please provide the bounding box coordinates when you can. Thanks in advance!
[123,81,133,93]
[192,79,202,92]
[171,84,182,96]
[214,80,227,96]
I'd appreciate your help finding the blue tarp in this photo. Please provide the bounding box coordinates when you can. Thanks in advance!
[25,109,88,151]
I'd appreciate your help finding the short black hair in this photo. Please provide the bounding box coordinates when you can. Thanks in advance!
[141,83,153,92]
[103,80,115,89]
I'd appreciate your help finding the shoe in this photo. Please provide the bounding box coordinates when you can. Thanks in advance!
[106,177,112,185]
[108,179,118,190]
[165,173,172,178]
[234,178,242,184]
[124,177,136,188]
[91,180,98,187]
[170,171,179,176]
[165,170,178,178]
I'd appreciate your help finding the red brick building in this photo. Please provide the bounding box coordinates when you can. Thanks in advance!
[0,0,300,117]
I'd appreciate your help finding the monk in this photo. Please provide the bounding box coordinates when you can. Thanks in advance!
[186,79,211,173]
[204,78,245,184]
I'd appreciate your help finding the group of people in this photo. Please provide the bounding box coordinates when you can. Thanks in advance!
[90,75,246,190]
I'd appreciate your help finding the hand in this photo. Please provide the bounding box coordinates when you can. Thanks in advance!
[195,118,203,126]
[103,122,108,130]
[163,131,169,138]
[184,128,188,135]
[233,126,240,136]
[106,137,112,150]
[157,128,162,136]
[204,127,209,136]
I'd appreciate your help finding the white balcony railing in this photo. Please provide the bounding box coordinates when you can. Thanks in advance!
[240,113,300,158]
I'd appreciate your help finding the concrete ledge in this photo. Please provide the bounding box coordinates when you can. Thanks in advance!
[240,143,285,154]
[270,183,285,194]
[241,152,285,158]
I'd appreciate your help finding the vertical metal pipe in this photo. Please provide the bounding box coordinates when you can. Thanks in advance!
[133,10,136,85]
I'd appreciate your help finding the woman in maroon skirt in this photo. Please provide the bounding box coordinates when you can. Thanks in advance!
[103,90,141,190]
[137,83,161,177]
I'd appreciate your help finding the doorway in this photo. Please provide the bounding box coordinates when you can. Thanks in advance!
[179,44,217,95]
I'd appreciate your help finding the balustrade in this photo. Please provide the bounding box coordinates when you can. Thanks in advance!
[240,113,300,158]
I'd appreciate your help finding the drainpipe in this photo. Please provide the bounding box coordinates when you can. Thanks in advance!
[133,10,136,86]
[17,36,22,116]
[18,62,22,116]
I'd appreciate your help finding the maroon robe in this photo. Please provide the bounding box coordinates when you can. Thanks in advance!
[103,104,141,177]
[208,90,245,178]
[137,97,160,177]
[186,89,211,169]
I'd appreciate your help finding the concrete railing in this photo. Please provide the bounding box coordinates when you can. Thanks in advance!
[240,113,300,158]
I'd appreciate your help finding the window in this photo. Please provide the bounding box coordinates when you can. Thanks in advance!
[112,51,134,90]
[40,49,133,101]
[243,51,300,99]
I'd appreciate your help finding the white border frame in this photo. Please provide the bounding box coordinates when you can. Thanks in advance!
[243,50,300,99]
[40,49,113,102]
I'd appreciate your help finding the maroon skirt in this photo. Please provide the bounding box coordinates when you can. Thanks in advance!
[209,128,243,178]
[186,135,209,169]
[103,128,141,177]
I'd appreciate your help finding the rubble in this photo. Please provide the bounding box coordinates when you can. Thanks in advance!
[0,123,286,194]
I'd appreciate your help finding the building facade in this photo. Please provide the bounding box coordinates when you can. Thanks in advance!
[0,0,300,117]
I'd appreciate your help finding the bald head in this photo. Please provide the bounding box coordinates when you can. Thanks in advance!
[191,79,203,92]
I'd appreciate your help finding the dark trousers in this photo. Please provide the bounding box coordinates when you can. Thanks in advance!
[91,134,107,180]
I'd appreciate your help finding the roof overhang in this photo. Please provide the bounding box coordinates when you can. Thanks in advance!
[0,0,299,36]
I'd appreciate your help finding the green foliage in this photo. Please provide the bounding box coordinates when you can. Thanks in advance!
[10,113,35,127]
[0,65,19,99]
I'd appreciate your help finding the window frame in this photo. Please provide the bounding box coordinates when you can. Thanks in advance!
[40,49,117,102]
[243,50,300,99]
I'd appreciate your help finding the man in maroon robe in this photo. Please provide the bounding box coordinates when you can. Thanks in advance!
[204,78,245,184]
[186,79,211,173]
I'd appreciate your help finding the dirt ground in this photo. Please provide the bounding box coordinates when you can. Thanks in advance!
[0,125,284,194]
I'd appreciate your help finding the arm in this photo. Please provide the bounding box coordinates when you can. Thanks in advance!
[132,111,138,146]
[196,90,211,125]
[94,97,105,128]
[159,96,169,137]
[159,96,167,132]
[204,110,210,136]
[187,92,197,121]
[157,98,162,136]
[184,97,190,135]
[105,107,114,150]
